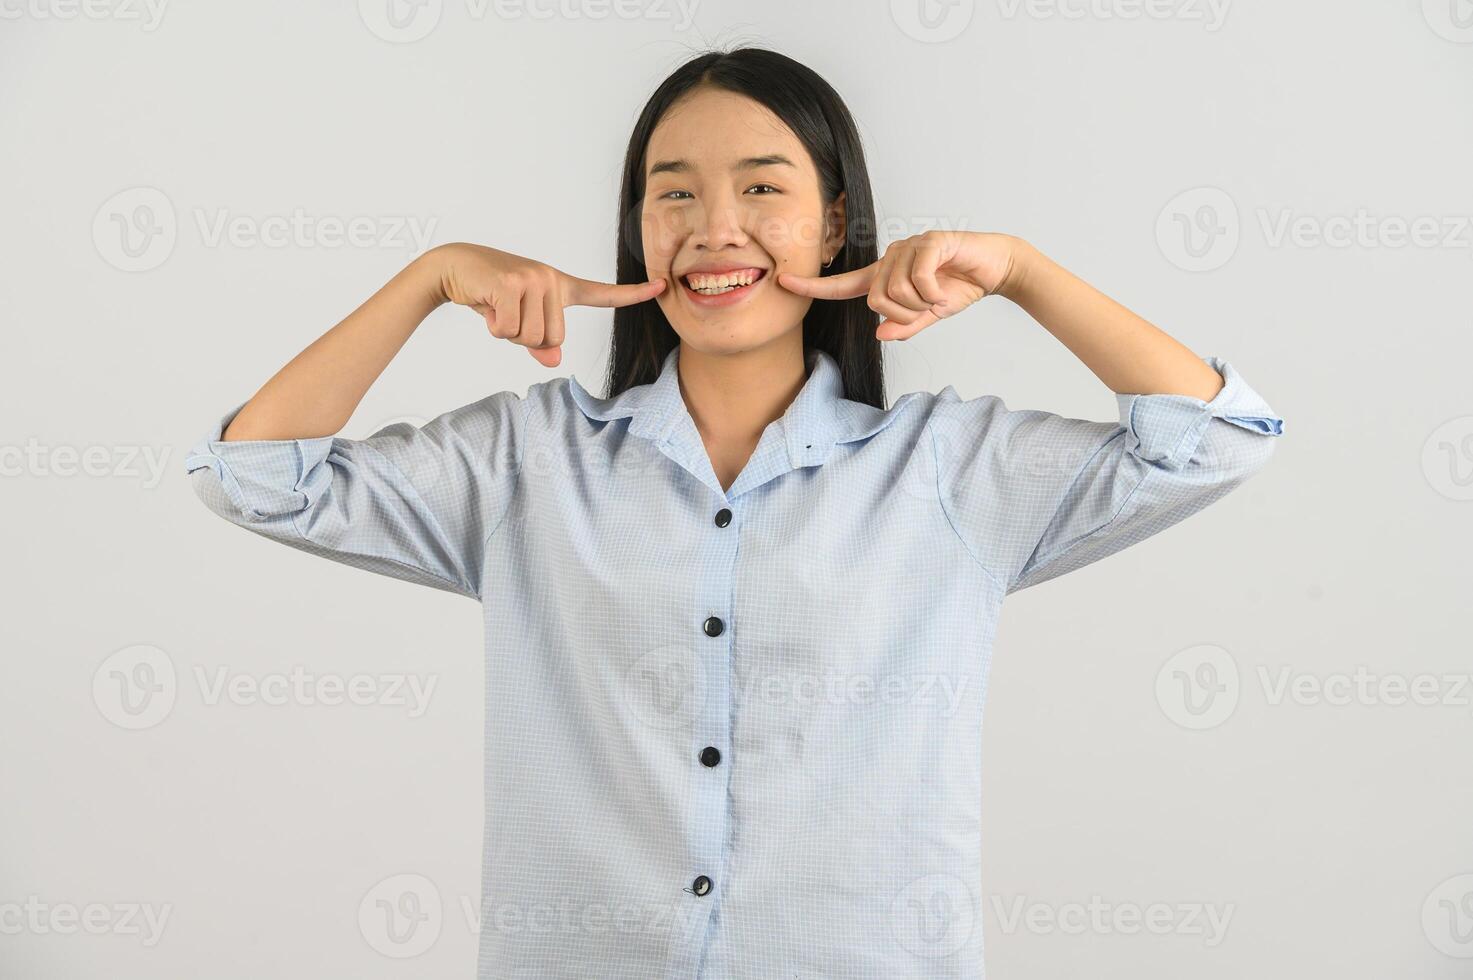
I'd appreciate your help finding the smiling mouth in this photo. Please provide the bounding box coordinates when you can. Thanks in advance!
[680,268,768,296]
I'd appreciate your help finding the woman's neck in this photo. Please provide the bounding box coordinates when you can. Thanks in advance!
[675,335,809,491]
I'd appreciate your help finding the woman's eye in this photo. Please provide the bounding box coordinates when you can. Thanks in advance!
[658,185,778,201]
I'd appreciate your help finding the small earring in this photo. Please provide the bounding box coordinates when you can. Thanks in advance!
[822,255,835,269]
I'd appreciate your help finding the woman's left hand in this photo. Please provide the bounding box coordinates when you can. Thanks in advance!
[777,230,1028,340]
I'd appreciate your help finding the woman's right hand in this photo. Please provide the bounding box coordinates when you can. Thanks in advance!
[431,242,667,368]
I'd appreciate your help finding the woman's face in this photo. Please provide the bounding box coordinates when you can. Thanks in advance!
[640,87,845,355]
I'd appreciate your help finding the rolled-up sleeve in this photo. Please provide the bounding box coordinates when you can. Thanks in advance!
[183,390,527,600]
[932,356,1284,594]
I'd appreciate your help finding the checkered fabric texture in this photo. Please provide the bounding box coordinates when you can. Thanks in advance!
[185,343,1283,979]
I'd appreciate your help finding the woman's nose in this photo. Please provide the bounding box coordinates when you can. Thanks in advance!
[692,194,750,249]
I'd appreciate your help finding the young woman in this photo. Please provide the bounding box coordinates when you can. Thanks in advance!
[187,46,1283,980]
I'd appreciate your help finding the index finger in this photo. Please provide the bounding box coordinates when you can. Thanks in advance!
[563,274,667,309]
[776,264,875,300]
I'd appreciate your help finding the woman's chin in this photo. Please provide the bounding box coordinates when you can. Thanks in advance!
[671,324,800,358]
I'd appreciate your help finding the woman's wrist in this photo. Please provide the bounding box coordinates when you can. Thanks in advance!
[992,235,1042,304]
[411,243,461,309]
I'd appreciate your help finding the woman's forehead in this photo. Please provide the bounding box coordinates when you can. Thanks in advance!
[648,92,803,164]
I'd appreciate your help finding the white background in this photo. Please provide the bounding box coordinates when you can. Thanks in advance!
[2,0,1471,976]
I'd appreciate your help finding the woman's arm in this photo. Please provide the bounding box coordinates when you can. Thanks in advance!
[777,229,1284,592]
[222,249,448,441]
[994,237,1225,402]
[187,241,668,595]
[779,230,1225,401]
[221,242,667,441]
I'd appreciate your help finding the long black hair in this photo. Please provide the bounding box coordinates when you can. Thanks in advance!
[602,46,886,409]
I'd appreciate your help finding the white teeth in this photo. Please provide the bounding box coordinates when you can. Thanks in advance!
[687,270,760,294]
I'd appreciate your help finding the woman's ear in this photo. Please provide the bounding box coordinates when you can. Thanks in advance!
[823,191,847,262]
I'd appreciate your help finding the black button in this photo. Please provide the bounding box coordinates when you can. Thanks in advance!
[692,875,712,896]
[714,508,732,528]
[702,616,724,637]
[699,746,721,767]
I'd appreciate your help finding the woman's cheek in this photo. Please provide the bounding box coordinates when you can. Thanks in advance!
[639,208,684,265]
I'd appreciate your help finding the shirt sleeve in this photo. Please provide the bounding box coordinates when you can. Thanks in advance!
[183,390,528,600]
[931,356,1285,595]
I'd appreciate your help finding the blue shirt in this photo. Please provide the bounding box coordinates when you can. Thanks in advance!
[185,342,1284,979]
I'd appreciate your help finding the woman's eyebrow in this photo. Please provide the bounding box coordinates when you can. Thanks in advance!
[647,154,797,177]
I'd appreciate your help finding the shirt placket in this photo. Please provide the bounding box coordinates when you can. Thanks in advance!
[658,411,810,979]
[658,485,739,980]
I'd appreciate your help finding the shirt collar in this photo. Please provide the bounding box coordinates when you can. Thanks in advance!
[567,343,906,474]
